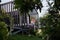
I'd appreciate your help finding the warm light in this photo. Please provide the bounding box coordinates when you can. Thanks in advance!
[37,29,42,33]
[31,18,36,24]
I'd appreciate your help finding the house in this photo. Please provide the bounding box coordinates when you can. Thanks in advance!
[0,1,40,34]
[0,1,39,27]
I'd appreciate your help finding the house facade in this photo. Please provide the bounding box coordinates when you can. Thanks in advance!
[0,1,39,27]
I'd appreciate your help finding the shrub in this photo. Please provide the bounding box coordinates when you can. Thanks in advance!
[0,22,9,40]
[40,13,60,40]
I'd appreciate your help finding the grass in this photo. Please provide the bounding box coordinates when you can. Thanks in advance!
[8,34,42,40]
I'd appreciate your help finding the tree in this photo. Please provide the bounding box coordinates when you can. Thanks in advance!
[39,0,60,40]
[40,13,60,40]
[48,0,60,14]
[14,0,42,13]
[14,0,42,27]
[54,0,60,10]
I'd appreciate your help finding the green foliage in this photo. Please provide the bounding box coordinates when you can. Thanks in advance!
[0,22,8,40]
[53,0,60,10]
[40,13,60,40]
[35,21,39,26]
[55,0,60,6]
[0,9,10,40]
[0,12,10,25]
[8,35,42,40]
[14,0,42,13]
[29,28,36,35]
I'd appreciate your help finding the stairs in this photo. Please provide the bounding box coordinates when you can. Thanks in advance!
[11,26,30,35]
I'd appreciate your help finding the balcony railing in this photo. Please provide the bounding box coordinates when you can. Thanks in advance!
[0,1,20,27]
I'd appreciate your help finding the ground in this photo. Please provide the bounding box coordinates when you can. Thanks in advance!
[9,34,42,40]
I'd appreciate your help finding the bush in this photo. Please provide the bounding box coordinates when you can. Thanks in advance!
[0,22,9,40]
[40,13,60,40]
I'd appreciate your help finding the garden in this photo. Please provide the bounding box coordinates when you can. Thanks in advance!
[0,0,60,40]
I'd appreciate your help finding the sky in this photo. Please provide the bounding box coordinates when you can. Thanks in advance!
[38,0,50,17]
[1,0,54,18]
[38,0,54,17]
[1,0,13,3]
